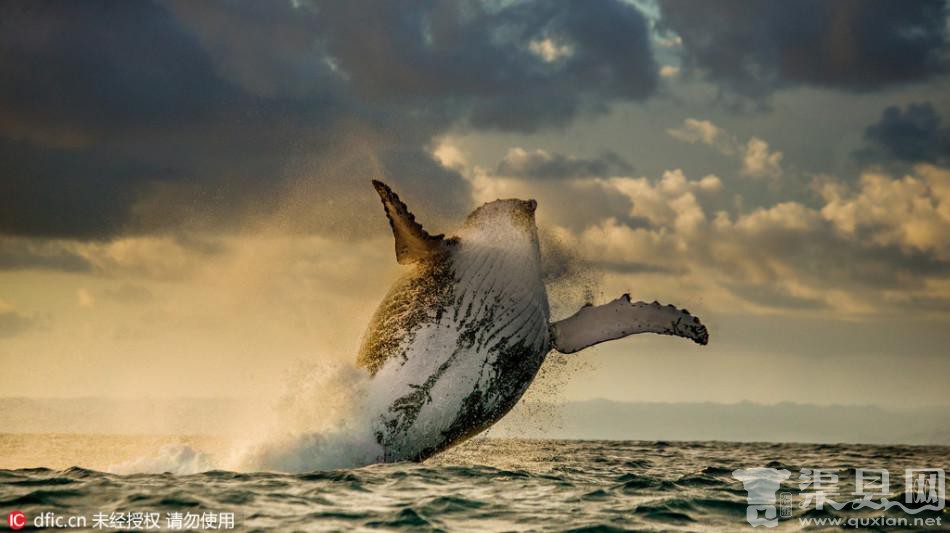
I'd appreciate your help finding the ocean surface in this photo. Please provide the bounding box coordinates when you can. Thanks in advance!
[1,438,947,531]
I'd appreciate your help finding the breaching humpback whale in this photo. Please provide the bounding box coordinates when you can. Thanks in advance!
[359,181,708,462]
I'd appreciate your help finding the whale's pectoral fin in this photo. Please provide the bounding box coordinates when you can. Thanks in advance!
[549,294,708,353]
[372,180,448,265]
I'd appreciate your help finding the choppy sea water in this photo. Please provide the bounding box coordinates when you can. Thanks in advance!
[1,438,947,531]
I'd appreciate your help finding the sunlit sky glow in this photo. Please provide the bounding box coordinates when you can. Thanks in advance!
[1,0,949,408]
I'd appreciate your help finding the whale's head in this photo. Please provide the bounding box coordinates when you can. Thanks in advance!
[455,197,542,272]
[461,198,538,236]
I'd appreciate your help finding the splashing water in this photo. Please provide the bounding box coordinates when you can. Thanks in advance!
[228,361,383,472]
[110,360,383,475]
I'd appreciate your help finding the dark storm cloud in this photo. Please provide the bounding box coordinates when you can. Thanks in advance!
[497,149,633,180]
[0,1,232,137]
[856,103,950,165]
[0,0,658,241]
[0,0,345,239]
[657,0,950,98]
[314,0,657,131]
[0,138,166,239]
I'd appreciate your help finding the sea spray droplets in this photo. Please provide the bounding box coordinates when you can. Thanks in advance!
[111,359,384,474]
[230,359,383,472]
[539,226,602,320]
[110,444,216,475]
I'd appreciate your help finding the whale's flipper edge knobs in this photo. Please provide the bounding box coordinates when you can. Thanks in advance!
[372,180,448,265]
[549,295,709,353]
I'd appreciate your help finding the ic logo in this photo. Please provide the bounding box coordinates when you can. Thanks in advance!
[7,511,26,530]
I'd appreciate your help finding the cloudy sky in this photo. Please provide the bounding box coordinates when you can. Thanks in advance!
[1,0,949,410]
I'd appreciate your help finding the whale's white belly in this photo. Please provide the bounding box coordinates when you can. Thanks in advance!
[365,239,550,461]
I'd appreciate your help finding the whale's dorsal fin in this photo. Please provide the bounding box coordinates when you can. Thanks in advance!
[372,180,446,265]
[549,294,709,353]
